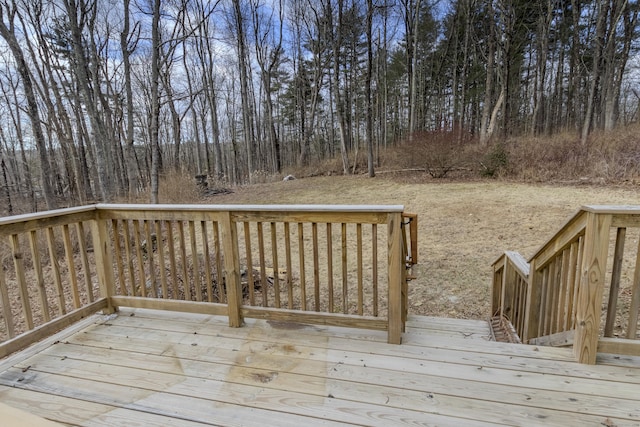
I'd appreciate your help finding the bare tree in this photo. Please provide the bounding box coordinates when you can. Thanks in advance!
[231,0,256,182]
[150,0,161,203]
[251,0,284,173]
[365,0,374,177]
[121,0,141,195]
[0,0,56,209]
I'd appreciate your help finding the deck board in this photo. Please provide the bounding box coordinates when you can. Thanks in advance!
[0,308,638,426]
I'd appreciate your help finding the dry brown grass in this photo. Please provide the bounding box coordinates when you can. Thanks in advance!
[208,174,640,320]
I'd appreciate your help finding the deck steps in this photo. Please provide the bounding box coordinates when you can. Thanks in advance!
[489,315,522,343]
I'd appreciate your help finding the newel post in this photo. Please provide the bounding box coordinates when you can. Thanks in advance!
[90,213,116,314]
[522,258,541,343]
[573,212,611,364]
[387,212,403,344]
[220,211,243,327]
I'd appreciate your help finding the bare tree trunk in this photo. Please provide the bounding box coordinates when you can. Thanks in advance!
[63,0,115,201]
[581,0,609,145]
[232,0,255,183]
[531,1,552,135]
[251,0,284,174]
[0,73,36,210]
[408,0,421,137]
[0,157,11,214]
[150,0,161,203]
[401,0,420,139]
[121,0,140,196]
[479,0,496,145]
[602,0,635,131]
[0,3,56,210]
[328,0,350,174]
[365,0,374,177]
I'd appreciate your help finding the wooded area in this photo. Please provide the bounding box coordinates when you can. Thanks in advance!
[0,0,638,211]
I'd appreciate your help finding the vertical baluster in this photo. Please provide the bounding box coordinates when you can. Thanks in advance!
[45,228,66,316]
[627,235,640,339]
[213,222,224,303]
[539,267,549,337]
[244,222,255,305]
[312,222,320,311]
[166,221,179,299]
[120,221,136,297]
[298,223,306,311]
[564,241,579,331]
[61,224,81,308]
[132,220,146,297]
[571,236,585,329]
[326,223,333,312]
[144,220,158,298]
[519,278,527,337]
[372,223,378,317]
[155,220,168,299]
[76,222,94,302]
[270,222,280,308]
[357,223,363,316]
[28,230,50,322]
[284,222,293,309]
[557,249,571,332]
[341,223,348,314]
[177,221,190,301]
[0,265,15,338]
[201,221,213,303]
[189,221,202,301]
[257,222,267,307]
[552,257,563,334]
[111,220,126,297]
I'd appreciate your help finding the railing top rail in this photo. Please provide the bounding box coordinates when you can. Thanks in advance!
[528,209,588,264]
[493,251,530,277]
[528,205,640,266]
[582,205,640,214]
[96,203,406,214]
[0,205,97,227]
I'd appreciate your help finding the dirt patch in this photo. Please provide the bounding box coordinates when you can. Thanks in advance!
[210,174,640,320]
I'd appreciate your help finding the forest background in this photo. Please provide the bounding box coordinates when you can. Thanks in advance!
[0,0,639,214]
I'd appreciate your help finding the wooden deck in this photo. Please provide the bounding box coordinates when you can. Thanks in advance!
[0,309,639,427]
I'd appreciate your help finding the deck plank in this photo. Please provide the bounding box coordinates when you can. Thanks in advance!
[62,331,640,401]
[24,341,640,423]
[0,387,211,427]
[87,311,640,385]
[0,308,638,427]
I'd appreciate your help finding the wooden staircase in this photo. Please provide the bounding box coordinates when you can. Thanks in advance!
[492,206,640,363]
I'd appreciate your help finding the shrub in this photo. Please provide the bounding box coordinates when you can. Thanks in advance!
[396,131,474,178]
[480,143,508,177]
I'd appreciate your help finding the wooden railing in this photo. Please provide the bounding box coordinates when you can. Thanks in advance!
[492,251,529,341]
[0,204,416,358]
[493,206,640,364]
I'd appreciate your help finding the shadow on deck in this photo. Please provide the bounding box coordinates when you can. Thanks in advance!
[1,308,639,427]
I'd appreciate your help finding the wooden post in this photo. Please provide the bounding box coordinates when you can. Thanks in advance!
[491,257,504,316]
[387,212,403,344]
[573,212,611,364]
[500,260,514,320]
[523,258,541,343]
[219,212,243,327]
[0,264,15,338]
[90,217,117,314]
[604,227,625,337]
[626,236,640,339]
